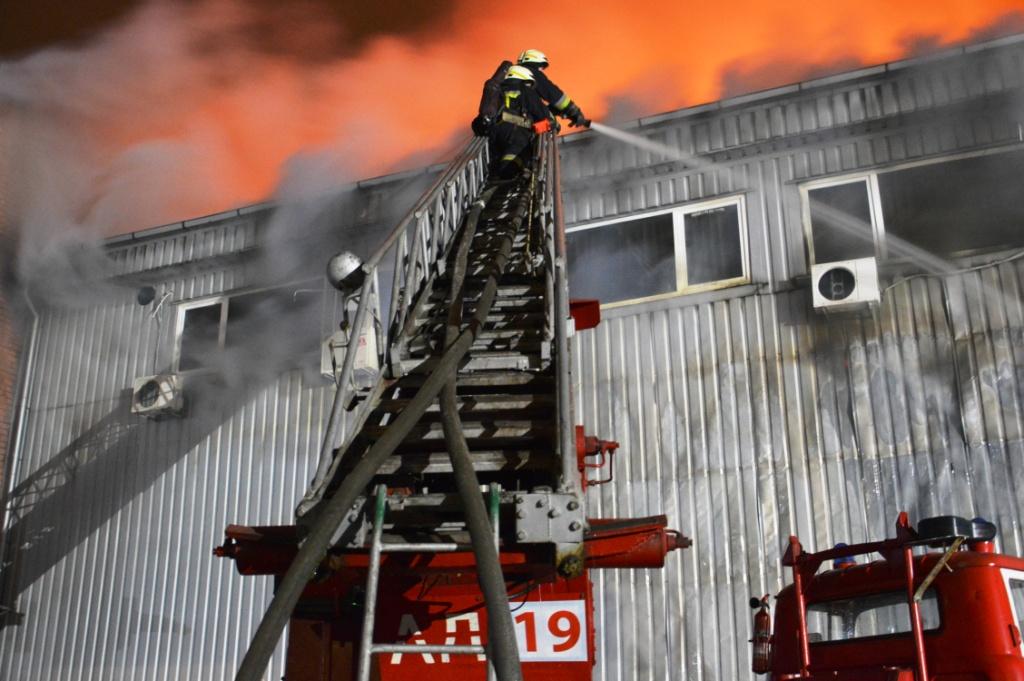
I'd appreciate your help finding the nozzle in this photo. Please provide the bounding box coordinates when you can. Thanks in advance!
[668,530,692,550]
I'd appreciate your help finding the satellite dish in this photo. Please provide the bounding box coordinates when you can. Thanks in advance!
[137,286,157,305]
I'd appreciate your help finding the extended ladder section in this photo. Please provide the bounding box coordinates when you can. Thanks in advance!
[323,172,561,489]
[222,133,688,681]
[297,134,572,516]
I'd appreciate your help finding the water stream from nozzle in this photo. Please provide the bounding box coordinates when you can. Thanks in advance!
[590,122,710,169]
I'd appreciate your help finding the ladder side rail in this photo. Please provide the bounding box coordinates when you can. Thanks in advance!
[391,146,487,363]
[385,229,408,351]
[444,177,458,269]
[357,485,388,681]
[432,190,447,277]
[539,134,557,349]
[543,133,582,495]
[390,211,431,362]
[373,136,484,363]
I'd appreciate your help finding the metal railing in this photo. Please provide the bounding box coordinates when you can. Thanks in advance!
[298,137,489,517]
[536,132,580,495]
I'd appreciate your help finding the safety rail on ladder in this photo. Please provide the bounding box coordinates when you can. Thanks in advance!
[298,138,490,518]
[540,132,580,496]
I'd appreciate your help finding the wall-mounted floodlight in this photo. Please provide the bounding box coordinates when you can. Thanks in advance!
[326,251,365,293]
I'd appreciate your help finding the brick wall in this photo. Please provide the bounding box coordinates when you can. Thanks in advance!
[0,111,21,496]
[0,289,19,492]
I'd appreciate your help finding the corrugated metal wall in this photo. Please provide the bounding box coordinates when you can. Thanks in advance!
[576,260,1024,680]
[3,35,1024,681]
[564,37,1024,681]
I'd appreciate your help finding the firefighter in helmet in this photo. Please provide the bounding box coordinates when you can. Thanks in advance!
[488,65,552,179]
[517,49,590,128]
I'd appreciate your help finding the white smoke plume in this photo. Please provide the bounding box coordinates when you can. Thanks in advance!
[0,0,471,307]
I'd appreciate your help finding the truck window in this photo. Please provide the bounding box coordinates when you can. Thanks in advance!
[806,589,940,642]
[1009,579,1024,634]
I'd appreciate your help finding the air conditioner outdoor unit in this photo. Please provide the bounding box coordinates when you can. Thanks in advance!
[131,374,184,417]
[811,256,880,311]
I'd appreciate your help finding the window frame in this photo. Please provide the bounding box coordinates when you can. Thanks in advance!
[565,194,751,308]
[800,144,1024,266]
[1001,568,1024,657]
[800,173,886,266]
[173,281,326,374]
[173,295,229,373]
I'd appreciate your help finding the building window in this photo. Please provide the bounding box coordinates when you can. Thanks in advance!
[879,149,1024,258]
[175,287,321,372]
[801,175,883,265]
[681,203,746,285]
[802,148,1024,265]
[176,299,227,371]
[567,213,676,303]
[225,288,321,361]
[566,196,749,306]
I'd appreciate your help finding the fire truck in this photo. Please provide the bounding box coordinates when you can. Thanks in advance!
[751,513,1024,680]
[216,134,689,680]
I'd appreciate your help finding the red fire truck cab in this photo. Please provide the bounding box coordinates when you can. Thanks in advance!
[752,513,1024,681]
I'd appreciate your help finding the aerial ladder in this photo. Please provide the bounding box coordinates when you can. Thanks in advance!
[216,132,690,681]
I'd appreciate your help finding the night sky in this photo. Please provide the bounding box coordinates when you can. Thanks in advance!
[0,1,452,59]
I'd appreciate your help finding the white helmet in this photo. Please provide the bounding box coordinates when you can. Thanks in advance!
[504,65,536,82]
[517,49,549,67]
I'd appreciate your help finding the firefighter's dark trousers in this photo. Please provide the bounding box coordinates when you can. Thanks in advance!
[488,123,535,180]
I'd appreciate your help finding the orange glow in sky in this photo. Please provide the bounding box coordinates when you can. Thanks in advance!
[4,0,1024,233]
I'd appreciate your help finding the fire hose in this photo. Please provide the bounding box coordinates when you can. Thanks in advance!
[235,182,527,681]
[440,184,522,681]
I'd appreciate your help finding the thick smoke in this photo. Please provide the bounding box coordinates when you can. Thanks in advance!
[0,0,470,308]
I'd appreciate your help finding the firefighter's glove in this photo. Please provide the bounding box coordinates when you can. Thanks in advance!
[564,103,590,128]
[471,114,492,137]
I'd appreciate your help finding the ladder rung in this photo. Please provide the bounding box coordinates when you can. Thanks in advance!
[381,542,463,553]
[371,644,485,655]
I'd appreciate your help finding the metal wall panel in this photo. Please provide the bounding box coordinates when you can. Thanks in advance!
[107,218,260,277]
[0,219,338,680]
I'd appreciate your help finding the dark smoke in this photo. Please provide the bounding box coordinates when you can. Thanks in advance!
[0,0,455,60]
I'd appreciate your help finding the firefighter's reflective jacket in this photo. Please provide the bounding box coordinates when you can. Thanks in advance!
[521,63,575,119]
[489,79,550,178]
[497,77,550,129]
